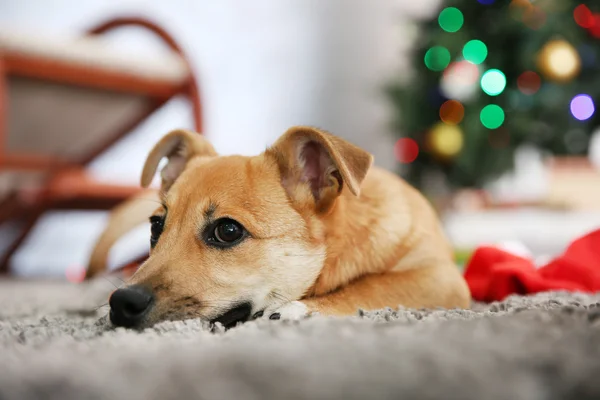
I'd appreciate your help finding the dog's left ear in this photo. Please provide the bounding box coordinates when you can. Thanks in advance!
[267,126,373,213]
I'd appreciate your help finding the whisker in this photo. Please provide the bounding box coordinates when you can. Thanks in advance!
[102,276,119,289]
[270,290,293,304]
[111,275,126,285]
[94,302,109,311]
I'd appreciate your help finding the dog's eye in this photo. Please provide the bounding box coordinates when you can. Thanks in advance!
[207,218,246,247]
[149,215,164,248]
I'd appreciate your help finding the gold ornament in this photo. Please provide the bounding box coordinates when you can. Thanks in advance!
[428,122,464,159]
[537,39,581,83]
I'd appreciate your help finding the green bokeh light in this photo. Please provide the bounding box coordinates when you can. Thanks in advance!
[462,40,488,64]
[438,7,464,33]
[480,69,507,96]
[480,105,505,129]
[424,46,451,71]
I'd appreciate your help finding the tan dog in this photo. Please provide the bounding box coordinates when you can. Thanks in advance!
[87,127,470,328]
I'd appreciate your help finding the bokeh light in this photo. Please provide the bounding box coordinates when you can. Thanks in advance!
[440,100,465,125]
[480,69,507,96]
[424,46,451,71]
[462,40,488,64]
[429,123,464,158]
[523,6,546,30]
[517,71,541,95]
[570,94,595,121]
[440,61,481,101]
[394,138,419,164]
[480,105,505,129]
[590,15,600,38]
[574,5,594,28]
[537,40,581,83]
[477,0,495,4]
[443,61,480,85]
[438,7,464,33]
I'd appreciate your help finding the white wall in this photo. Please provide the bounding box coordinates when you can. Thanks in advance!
[0,0,439,276]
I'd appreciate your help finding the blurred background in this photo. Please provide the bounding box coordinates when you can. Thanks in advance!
[0,0,599,279]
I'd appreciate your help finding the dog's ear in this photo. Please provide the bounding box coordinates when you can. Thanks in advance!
[141,129,217,191]
[267,126,373,213]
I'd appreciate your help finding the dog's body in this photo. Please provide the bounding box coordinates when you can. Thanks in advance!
[89,127,470,328]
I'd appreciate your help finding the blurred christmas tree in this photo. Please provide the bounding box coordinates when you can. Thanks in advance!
[387,0,599,191]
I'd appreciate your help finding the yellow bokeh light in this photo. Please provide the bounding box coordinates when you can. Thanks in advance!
[428,122,464,159]
[537,39,581,83]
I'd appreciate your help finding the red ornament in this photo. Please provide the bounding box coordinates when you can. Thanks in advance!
[589,14,600,38]
[439,100,465,125]
[574,4,594,28]
[517,71,541,95]
[394,138,419,164]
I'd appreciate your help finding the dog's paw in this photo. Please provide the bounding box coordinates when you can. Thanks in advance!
[263,301,310,321]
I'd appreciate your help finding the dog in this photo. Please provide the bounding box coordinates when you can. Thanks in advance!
[86,126,470,328]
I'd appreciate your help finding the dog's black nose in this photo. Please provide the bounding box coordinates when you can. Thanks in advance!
[109,285,153,328]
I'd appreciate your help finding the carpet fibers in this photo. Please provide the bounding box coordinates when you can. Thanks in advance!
[1,278,600,400]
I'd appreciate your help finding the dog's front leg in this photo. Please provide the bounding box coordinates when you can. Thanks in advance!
[262,301,311,321]
[297,264,471,317]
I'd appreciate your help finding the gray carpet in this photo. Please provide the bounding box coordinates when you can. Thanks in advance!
[1,278,600,400]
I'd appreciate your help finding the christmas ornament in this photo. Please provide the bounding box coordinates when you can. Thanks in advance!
[440,60,481,101]
[517,71,541,95]
[428,122,464,159]
[424,46,451,71]
[462,40,488,64]
[480,69,507,96]
[537,39,581,83]
[570,94,595,121]
[439,100,465,125]
[480,105,505,129]
[394,138,419,164]
[589,14,600,38]
[573,4,594,28]
[438,7,464,33]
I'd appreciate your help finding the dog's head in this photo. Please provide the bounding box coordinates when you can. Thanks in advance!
[108,127,373,328]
